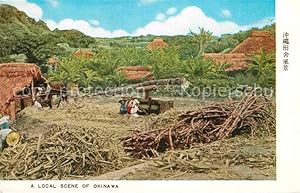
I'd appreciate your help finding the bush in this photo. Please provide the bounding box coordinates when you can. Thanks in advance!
[247,49,275,88]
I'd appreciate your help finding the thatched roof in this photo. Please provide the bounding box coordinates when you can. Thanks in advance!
[204,53,248,71]
[73,49,95,58]
[116,66,153,81]
[47,57,59,65]
[204,30,275,71]
[146,38,168,50]
[0,63,45,116]
[231,31,275,54]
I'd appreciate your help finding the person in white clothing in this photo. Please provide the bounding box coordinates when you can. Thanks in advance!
[127,99,141,117]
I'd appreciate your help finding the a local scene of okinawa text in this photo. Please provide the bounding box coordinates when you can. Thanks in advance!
[0,0,275,180]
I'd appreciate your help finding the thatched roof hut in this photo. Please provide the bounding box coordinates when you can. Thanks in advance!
[73,49,95,58]
[231,31,275,54]
[0,63,45,119]
[204,53,248,71]
[47,57,59,65]
[116,66,153,81]
[146,38,168,50]
[204,30,275,71]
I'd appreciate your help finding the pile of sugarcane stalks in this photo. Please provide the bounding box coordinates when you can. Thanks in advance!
[121,94,275,158]
[0,124,124,180]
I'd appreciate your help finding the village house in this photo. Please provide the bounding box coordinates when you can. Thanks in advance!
[204,30,275,71]
[0,63,45,120]
[116,66,154,81]
[146,38,168,50]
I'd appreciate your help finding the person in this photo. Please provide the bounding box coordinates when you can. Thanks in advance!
[127,99,140,117]
[33,100,42,109]
[0,114,10,130]
[0,128,12,151]
[45,82,52,101]
[118,98,128,114]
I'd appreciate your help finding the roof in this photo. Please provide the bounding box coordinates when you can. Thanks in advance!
[204,30,275,71]
[47,57,59,65]
[116,66,153,81]
[146,38,168,50]
[231,31,275,54]
[204,53,248,71]
[73,49,95,58]
[0,63,43,78]
[0,63,45,116]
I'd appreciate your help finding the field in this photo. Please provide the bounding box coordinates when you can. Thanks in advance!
[9,96,275,180]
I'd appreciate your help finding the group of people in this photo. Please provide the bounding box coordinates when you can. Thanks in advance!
[119,98,143,117]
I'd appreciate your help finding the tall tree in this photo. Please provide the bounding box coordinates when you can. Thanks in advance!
[190,27,213,57]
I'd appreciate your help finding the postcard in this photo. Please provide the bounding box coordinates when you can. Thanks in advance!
[0,0,299,193]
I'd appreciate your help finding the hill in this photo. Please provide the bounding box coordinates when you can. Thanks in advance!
[0,4,95,64]
[0,4,49,32]
[0,4,275,67]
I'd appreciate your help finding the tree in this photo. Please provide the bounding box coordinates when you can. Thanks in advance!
[248,49,275,88]
[49,57,86,83]
[3,29,64,65]
[53,29,95,48]
[190,27,213,57]
[147,47,182,79]
[104,73,127,87]
[81,69,101,87]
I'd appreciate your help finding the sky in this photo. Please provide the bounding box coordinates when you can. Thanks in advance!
[0,0,275,37]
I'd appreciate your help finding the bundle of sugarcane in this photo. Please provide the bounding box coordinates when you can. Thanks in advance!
[0,124,125,180]
[121,94,275,158]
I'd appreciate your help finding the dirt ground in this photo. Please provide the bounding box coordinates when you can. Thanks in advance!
[13,96,276,180]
